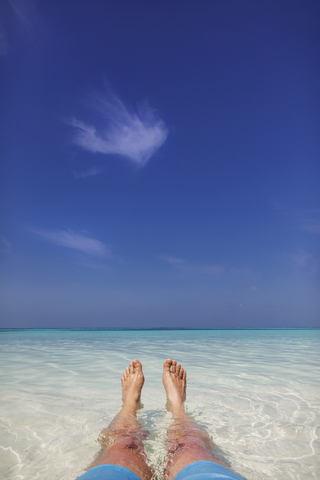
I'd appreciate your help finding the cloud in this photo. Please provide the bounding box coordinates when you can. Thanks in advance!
[159,255,186,266]
[273,203,320,236]
[9,0,33,28]
[160,256,262,283]
[160,255,225,276]
[287,250,319,276]
[0,235,12,253]
[302,220,320,235]
[73,167,103,179]
[194,264,225,275]
[0,0,47,59]
[68,88,168,166]
[8,0,46,44]
[8,0,44,32]
[33,230,111,257]
[289,251,314,269]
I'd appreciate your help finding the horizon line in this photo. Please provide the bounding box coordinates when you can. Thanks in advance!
[0,327,319,331]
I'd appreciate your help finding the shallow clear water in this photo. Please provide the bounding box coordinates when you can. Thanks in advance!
[0,329,319,480]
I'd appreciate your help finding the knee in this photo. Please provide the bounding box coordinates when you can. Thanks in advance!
[115,434,141,452]
[168,437,206,455]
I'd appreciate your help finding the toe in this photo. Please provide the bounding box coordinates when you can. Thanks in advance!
[176,364,181,376]
[132,359,142,372]
[129,362,134,374]
[172,360,177,373]
[163,359,172,372]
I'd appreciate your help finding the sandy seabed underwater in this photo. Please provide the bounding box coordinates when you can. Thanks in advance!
[0,328,319,480]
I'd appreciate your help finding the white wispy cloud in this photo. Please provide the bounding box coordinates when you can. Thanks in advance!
[0,235,12,253]
[291,253,308,269]
[73,167,104,179]
[68,88,168,166]
[33,230,111,257]
[288,251,314,269]
[287,250,319,276]
[302,220,320,235]
[9,0,44,30]
[160,255,225,276]
[9,0,33,28]
[273,202,320,236]
[159,255,186,266]
[8,0,46,46]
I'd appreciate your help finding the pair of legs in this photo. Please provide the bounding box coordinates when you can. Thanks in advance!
[86,359,231,480]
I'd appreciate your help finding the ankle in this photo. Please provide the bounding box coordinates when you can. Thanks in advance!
[168,402,185,417]
[121,401,139,415]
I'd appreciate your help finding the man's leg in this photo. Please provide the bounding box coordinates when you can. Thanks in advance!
[162,359,233,480]
[86,360,152,480]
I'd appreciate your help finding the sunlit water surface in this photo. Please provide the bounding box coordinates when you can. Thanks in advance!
[0,329,319,480]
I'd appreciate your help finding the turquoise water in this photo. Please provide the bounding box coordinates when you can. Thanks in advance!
[0,328,319,480]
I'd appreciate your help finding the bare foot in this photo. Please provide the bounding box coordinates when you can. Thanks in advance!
[163,359,187,415]
[121,359,144,411]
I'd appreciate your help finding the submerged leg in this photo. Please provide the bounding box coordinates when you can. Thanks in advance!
[162,359,231,480]
[87,359,152,480]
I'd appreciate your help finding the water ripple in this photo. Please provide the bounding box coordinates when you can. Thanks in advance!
[0,329,319,479]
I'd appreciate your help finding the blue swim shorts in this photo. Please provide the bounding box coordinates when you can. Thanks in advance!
[77,460,246,480]
[76,464,140,480]
[174,460,246,480]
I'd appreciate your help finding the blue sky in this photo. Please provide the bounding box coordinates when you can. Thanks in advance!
[0,0,319,328]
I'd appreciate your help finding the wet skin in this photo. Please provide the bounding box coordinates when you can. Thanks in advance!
[86,359,231,480]
[88,360,152,480]
[162,359,229,480]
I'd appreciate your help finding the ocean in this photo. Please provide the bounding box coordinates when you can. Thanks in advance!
[0,328,319,480]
